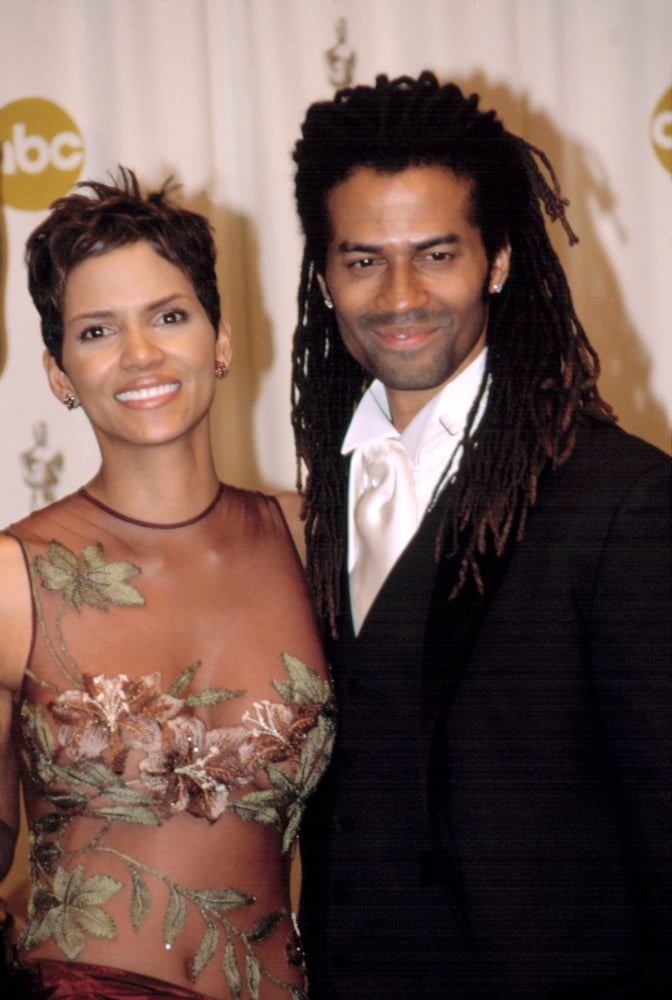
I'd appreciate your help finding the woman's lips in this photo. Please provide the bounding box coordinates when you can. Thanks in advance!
[114,381,180,403]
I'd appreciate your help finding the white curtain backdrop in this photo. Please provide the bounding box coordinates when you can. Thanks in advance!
[1,0,671,532]
[0,0,672,524]
[1,0,671,902]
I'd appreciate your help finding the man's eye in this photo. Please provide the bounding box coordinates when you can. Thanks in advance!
[349,257,375,269]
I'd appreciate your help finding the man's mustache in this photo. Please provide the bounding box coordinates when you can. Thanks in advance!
[358,309,448,332]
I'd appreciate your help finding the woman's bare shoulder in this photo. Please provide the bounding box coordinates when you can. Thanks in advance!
[274,491,306,567]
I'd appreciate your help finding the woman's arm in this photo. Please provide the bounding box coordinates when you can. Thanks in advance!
[0,689,19,879]
[0,534,32,879]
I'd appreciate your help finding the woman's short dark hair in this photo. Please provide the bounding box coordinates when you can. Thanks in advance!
[25,166,221,368]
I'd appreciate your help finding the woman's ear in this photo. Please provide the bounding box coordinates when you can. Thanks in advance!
[43,349,76,406]
[215,319,233,372]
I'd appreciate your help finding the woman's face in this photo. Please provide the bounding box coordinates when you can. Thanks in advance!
[45,241,231,454]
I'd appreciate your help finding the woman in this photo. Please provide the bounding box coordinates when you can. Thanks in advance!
[0,170,334,1000]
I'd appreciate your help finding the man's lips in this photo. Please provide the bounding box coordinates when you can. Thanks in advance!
[114,381,180,403]
[371,324,438,347]
[360,310,445,347]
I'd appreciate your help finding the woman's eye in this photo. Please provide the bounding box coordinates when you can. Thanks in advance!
[80,325,109,341]
[159,309,186,325]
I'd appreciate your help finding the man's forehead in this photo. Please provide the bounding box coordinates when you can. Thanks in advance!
[325,166,478,246]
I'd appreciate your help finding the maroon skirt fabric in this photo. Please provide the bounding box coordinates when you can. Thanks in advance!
[25,959,218,999]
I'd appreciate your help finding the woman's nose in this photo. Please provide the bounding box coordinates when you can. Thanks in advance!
[120,325,164,369]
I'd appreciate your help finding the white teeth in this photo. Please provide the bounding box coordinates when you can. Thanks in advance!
[115,382,179,402]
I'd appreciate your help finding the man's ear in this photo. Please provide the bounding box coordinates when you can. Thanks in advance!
[489,241,511,293]
[43,349,75,405]
[215,318,233,372]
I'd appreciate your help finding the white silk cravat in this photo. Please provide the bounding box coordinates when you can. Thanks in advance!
[350,438,418,633]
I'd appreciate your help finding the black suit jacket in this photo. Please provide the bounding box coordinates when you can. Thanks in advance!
[299,419,671,998]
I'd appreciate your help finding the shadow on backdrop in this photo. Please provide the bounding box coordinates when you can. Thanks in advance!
[450,71,670,453]
[155,173,274,492]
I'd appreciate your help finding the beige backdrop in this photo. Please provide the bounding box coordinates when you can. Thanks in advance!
[1,0,671,915]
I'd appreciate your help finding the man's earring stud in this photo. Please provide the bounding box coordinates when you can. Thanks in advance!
[491,282,503,294]
[64,392,79,410]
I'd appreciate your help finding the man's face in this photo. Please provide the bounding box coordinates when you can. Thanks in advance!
[321,165,510,430]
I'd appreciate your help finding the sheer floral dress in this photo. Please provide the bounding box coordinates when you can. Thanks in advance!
[6,485,335,1000]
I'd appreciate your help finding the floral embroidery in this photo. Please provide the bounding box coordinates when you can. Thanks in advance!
[35,540,144,612]
[50,672,184,773]
[242,701,321,765]
[139,716,251,821]
[231,653,335,852]
[16,533,335,1000]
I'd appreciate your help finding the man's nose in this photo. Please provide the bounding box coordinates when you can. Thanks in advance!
[375,262,428,314]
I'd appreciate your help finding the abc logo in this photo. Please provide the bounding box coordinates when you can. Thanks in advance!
[0,97,85,211]
[651,85,672,175]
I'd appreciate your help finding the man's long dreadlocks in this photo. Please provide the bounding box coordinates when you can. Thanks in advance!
[290,71,614,634]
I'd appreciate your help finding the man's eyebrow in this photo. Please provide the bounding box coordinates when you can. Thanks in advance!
[336,234,461,254]
[415,234,461,252]
[336,241,382,254]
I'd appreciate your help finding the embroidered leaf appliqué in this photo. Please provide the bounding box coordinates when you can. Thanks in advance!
[169,661,202,697]
[191,917,218,979]
[25,865,122,960]
[36,540,144,612]
[273,652,334,709]
[169,660,244,707]
[192,888,254,914]
[163,886,187,946]
[223,935,243,998]
[247,952,262,1000]
[130,870,151,931]
[184,688,246,708]
[248,909,284,942]
[229,791,284,831]
[89,803,161,826]
[40,789,88,812]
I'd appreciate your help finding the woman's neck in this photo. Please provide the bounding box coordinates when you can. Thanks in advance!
[84,441,221,526]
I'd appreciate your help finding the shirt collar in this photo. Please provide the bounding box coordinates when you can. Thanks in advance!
[341,380,396,455]
[341,347,488,462]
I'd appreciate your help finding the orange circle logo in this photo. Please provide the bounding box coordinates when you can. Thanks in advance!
[0,97,85,211]
[651,85,672,175]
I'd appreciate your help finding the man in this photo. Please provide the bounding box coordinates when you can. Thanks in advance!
[288,72,671,998]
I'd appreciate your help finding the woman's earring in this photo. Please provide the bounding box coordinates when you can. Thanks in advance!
[64,393,79,410]
[491,282,503,295]
[215,362,228,379]
[323,296,334,310]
